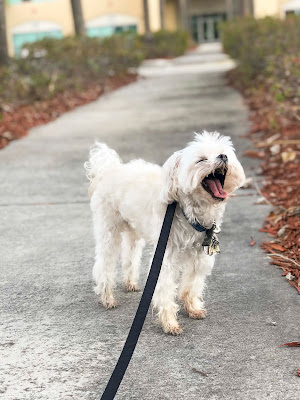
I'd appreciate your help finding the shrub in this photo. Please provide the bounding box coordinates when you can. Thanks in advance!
[0,30,188,106]
[221,16,300,103]
[138,30,189,59]
[0,35,144,105]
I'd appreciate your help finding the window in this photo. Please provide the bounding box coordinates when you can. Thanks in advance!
[285,9,300,16]
[114,25,137,34]
[282,0,300,17]
[11,21,63,56]
[13,31,62,56]
[86,14,138,39]
[86,26,114,38]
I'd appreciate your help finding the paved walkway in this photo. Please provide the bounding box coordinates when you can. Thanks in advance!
[1,45,299,400]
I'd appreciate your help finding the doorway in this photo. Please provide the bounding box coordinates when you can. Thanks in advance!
[190,14,226,43]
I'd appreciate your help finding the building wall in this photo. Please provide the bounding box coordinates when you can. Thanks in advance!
[188,0,226,15]
[82,0,144,34]
[82,0,161,35]
[253,0,279,17]
[253,0,293,18]
[6,0,162,56]
[7,0,297,56]
[165,0,179,30]
[6,0,74,55]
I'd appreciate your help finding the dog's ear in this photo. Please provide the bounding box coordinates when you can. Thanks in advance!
[224,159,246,193]
[160,151,182,203]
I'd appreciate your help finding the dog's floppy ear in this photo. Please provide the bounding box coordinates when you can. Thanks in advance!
[224,158,246,193]
[160,151,182,203]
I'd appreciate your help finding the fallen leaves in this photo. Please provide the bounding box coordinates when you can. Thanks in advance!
[262,242,286,252]
[281,150,296,162]
[188,365,208,377]
[243,149,265,159]
[236,80,300,295]
[249,237,256,246]
[225,24,300,379]
[256,139,300,147]
[285,272,295,281]
[259,206,300,293]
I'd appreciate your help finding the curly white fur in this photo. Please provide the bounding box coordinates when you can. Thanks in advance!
[84,131,245,335]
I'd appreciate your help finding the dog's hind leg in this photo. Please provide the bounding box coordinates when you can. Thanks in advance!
[121,230,145,292]
[92,211,122,309]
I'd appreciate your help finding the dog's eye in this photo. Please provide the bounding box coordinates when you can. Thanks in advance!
[196,158,207,164]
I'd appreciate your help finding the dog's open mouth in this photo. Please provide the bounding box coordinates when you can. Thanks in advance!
[201,167,227,201]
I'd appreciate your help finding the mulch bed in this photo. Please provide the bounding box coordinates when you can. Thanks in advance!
[229,72,300,293]
[0,74,137,150]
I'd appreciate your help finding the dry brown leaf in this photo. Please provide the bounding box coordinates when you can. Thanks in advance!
[280,342,300,347]
[249,237,256,246]
[268,243,286,252]
[281,151,296,162]
[244,150,265,159]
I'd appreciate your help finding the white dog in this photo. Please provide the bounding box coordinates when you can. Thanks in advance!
[84,131,245,335]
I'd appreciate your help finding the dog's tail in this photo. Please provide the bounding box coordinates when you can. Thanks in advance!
[84,142,121,197]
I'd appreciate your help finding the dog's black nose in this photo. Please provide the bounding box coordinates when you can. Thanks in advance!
[218,154,228,163]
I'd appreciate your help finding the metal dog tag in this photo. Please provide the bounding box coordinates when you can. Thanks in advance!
[202,222,221,256]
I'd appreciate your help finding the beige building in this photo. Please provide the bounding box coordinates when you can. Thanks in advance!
[5,0,300,56]
[165,0,300,42]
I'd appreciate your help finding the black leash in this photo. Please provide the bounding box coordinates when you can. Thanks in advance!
[100,202,177,400]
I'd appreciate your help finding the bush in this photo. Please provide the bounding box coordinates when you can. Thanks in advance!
[138,30,189,59]
[222,16,300,76]
[0,35,144,105]
[0,30,188,106]
[221,16,300,90]
[221,16,300,105]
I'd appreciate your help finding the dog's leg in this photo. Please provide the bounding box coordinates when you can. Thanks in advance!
[179,254,214,319]
[121,230,145,292]
[92,214,121,309]
[152,256,182,335]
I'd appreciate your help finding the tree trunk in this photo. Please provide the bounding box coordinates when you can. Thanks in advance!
[179,0,188,31]
[70,0,85,36]
[226,0,234,19]
[0,0,9,64]
[160,0,165,30]
[143,0,151,38]
[244,0,254,16]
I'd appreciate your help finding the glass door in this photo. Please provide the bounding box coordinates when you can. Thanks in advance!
[191,14,225,43]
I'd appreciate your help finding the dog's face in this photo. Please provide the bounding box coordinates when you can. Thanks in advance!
[161,131,245,204]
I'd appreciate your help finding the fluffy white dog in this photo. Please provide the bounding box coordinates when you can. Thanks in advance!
[84,131,245,335]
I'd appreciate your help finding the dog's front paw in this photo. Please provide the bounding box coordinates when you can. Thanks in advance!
[188,309,207,319]
[162,323,183,336]
[101,295,118,309]
[125,281,139,292]
[104,299,118,309]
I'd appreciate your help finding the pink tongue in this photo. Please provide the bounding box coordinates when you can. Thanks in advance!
[205,178,227,198]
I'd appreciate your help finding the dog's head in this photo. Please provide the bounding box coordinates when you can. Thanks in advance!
[161,131,245,204]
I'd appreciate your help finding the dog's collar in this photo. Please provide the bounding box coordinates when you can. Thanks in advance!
[180,207,210,233]
[180,207,221,256]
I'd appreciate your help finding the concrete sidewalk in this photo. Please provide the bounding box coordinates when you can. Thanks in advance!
[1,45,299,400]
